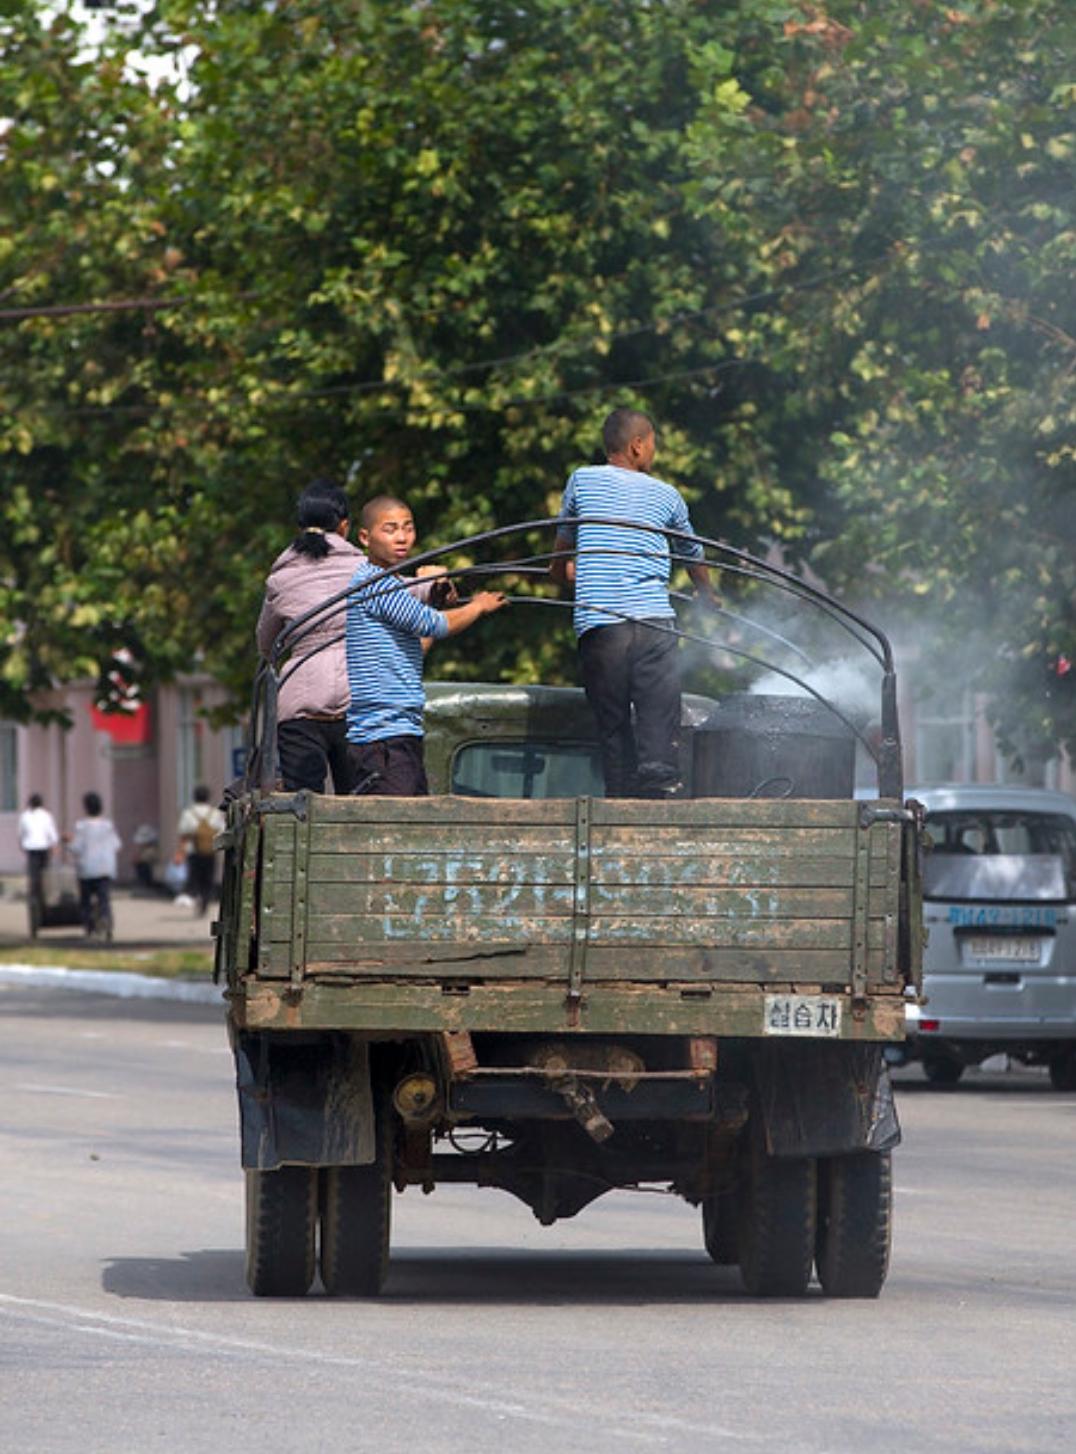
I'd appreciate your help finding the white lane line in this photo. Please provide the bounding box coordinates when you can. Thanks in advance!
[0,1292,763,1444]
[15,1083,118,1100]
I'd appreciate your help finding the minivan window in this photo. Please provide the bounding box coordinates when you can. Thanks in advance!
[925,810,1076,899]
[452,742,605,799]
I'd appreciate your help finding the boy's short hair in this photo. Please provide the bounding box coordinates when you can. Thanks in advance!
[360,495,410,530]
[602,408,654,457]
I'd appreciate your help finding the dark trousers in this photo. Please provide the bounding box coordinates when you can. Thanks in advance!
[278,717,353,794]
[26,849,49,901]
[347,735,429,797]
[578,618,682,798]
[186,853,216,915]
[78,876,112,934]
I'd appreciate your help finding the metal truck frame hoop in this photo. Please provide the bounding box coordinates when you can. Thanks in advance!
[248,516,903,800]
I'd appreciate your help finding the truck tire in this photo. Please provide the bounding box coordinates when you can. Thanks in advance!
[815,1151,892,1299]
[319,1099,392,1297]
[1048,1049,1076,1092]
[737,1122,815,1298]
[244,1166,317,1297]
[702,1189,739,1266]
[922,1055,963,1086]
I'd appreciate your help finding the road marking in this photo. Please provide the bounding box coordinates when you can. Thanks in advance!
[0,1291,763,1445]
[15,1083,118,1100]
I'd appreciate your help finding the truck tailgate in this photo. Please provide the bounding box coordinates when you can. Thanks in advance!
[241,796,905,1027]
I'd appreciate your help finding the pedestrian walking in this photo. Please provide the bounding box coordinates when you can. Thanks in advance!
[18,792,59,905]
[67,792,121,939]
[551,408,719,797]
[177,786,225,915]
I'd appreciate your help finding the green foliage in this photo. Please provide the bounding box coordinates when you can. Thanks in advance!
[1,0,1073,755]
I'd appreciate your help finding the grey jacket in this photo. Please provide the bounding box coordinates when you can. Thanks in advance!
[256,535,365,721]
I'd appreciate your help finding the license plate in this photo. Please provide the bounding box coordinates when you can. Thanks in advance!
[962,936,1043,964]
[763,994,842,1038]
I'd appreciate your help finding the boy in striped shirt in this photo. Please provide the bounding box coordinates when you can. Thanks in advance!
[346,497,505,795]
[551,409,718,797]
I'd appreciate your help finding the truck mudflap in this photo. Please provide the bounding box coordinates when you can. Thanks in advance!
[233,1031,375,1171]
[751,1040,900,1158]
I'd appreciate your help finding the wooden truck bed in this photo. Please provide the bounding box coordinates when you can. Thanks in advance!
[223,793,916,1040]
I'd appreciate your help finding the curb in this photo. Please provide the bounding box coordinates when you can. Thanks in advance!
[0,963,225,1005]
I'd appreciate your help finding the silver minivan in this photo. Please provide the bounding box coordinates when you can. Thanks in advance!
[904,784,1076,1089]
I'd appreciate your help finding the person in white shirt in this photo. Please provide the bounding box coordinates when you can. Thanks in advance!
[177,785,226,916]
[67,792,121,938]
[18,793,59,902]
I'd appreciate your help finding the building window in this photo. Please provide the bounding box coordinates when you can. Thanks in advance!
[176,688,205,809]
[0,723,17,811]
[915,692,975,783]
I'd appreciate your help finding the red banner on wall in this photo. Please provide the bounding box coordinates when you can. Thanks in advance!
[89,701,153,746]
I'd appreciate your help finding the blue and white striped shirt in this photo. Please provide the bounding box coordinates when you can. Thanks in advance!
[345,562,450,744]
[556,465,705,637]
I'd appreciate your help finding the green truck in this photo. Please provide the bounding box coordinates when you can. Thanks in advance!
[218,656,923,1300]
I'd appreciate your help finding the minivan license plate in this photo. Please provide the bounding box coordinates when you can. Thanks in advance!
[763,994,842,1037]
[963,936,1042,964]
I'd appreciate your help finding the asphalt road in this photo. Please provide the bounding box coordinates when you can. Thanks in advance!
[1,985,1074,1454]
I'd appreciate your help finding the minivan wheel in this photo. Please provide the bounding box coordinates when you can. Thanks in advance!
[922,1055,963,1086]
[1048,1049,1076,1092]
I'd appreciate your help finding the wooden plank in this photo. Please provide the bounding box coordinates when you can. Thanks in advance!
[306,851,577,885]
[302,881,855,920]
[591,854,887,888]
[307,881,577,916]
[590,798,862,829]
[260,793,865,830]
[282,850,887,889]
[308,823,577,855]
[256,941,890,986]
[278,911,881,950]
[234,977,907,1040]
[272,793,578,826]
[589,826,857,857]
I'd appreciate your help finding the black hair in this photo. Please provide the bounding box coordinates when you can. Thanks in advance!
[83,792,102,817]
[602,407,654,457]
[28,792,43,809]
[292,478,351,559]
[194,785,210,804]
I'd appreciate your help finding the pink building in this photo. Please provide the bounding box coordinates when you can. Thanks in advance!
[0,676,244,880]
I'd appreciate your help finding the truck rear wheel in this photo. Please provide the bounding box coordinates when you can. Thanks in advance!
[815,1151,892,1299]
[736,1123,815,1298]
[701,1189,739,1266]
[245,1166,317,1297]
[319,1100,392,1297]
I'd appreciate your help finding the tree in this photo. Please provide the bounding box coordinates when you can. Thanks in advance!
[2,0,1073,755]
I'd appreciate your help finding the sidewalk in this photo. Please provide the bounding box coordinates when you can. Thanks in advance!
[0,876,214,951]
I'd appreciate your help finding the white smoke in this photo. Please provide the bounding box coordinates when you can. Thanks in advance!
[749,656,880,725]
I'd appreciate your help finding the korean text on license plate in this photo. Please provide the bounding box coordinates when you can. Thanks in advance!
[962,936,1043,964]
[763,994,842,1038]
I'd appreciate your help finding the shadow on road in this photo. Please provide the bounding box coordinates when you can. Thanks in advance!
[103,1250,247,1302]
[102,1246,832,1306]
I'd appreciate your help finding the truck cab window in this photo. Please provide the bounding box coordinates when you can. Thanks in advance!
[451,742,605,799]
